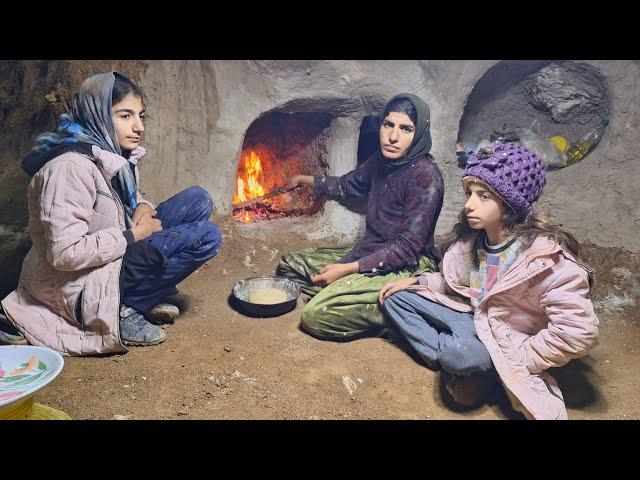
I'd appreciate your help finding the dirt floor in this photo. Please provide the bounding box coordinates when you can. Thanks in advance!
[35,216,640,420]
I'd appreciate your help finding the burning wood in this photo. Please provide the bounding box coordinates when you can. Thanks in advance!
[233,192,320,223]
[233,201,289,223]
[233,187,288,210]
[232,148,323,223]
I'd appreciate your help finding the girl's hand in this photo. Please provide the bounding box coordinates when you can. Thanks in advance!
[131,214,163,241]
[378,277,418,305]
[132,203,156,225]
[311,262,358,286]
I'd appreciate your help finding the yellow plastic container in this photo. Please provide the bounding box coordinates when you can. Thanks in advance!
[0,397,71,420]
[550,135,568,153]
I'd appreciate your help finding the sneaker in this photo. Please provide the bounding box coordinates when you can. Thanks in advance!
[119,304,166,347]
[144,303,180,325]
[444,373,498,408]
[0,312,28,345]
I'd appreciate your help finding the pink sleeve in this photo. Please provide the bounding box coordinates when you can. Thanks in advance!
[522,262,600,374]
[417,272,448,293]
[41,160,127,271]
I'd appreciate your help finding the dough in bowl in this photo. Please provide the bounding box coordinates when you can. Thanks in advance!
[249,287,289,305]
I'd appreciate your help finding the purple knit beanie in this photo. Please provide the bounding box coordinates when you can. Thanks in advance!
[464,141,547,221]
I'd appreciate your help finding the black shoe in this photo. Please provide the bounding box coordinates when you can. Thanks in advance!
[119,305,166,346]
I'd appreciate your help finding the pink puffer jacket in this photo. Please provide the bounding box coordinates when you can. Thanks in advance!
[1,145,153,356]
[406,234,599,420]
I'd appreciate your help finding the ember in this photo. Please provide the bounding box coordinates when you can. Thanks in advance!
[233,201,289,223]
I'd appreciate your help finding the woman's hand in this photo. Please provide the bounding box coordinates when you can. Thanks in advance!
[378,277,419,305]
[311,262,358,287]
[284,174,314,191]
[131,214,163,241]
[132,203,156,225]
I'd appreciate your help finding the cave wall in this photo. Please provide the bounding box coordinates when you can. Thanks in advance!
[1,60,638,298]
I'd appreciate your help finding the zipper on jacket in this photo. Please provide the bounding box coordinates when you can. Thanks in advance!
[96,188,115,200]
[104,165,131,352]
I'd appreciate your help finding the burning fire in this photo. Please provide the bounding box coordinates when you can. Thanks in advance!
[233,149,312,224]
[234,151,265,205]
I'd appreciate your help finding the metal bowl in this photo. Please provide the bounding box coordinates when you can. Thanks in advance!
[231,276,301,317]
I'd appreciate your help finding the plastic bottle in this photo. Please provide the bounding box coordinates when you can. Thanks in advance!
[566,119,609,166]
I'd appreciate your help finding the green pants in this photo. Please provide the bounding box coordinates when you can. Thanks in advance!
[276,245,437,341]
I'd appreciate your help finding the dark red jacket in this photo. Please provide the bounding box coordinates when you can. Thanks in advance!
[313,153,444,275]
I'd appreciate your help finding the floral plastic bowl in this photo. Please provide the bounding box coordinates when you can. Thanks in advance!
[0,345,64,411]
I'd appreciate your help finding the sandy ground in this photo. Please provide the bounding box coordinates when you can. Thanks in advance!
[34,216,640,420]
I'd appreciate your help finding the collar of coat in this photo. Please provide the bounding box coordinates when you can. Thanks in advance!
[90,145,146,177]
[443,233,584,301]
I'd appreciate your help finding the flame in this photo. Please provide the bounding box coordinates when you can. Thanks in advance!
[236,178,246,203]
[234,151,266,204]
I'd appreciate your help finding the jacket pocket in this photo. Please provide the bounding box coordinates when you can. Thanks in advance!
[93,188,119,226]
[74,288,84,327]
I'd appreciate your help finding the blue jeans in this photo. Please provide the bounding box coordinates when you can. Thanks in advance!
[121,186,222,313]
[382,290,494,376]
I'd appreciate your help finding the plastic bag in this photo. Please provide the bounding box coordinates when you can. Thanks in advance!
[517,120,567,169]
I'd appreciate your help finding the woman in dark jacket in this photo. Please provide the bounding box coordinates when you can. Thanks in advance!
[277,93,444,341]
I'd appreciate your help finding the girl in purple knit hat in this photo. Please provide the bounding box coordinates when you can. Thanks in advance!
[379,141,599,420]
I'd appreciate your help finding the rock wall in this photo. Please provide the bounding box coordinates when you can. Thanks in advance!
[458,61,611,144]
